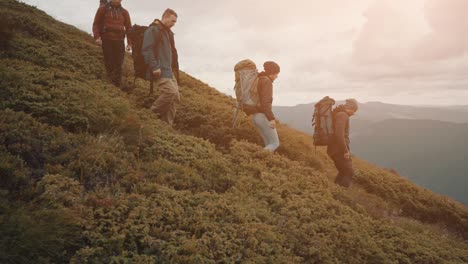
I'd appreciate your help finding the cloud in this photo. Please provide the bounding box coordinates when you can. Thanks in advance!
[351,0,468,65]
[340,0,468,102]
[20,0,468,106]
[412,0,468,61]
[352,0,426,65]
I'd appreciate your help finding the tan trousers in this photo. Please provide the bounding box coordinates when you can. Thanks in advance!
[150,77,180,125]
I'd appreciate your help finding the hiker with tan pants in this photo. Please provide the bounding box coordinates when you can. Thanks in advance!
[141,9,180,125]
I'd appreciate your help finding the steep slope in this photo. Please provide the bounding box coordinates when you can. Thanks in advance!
[273,102,468,204]
[0,1,467,263]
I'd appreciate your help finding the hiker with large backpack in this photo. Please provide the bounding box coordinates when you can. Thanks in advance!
[141,8,180,125]
[93,0,132,88]
[312,98,358,187]
[234,60,281,152]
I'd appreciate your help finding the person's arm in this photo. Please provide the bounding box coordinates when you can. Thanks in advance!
[123,9,132,46]
[170,33,179,83]
[142,26,161,73]
[172,46,179,83]
[92,6,105,40]
[334,112,349,154]
[258,78,275,121]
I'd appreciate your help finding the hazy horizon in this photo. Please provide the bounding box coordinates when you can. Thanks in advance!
[275,101,468,107]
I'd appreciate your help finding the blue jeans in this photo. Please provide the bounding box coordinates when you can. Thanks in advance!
[252,113,280,152]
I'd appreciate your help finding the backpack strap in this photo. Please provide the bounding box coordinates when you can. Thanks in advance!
[144,22,164,95]
[153,23,165,50]
[100,3,124,33]
[105,3,124,12]
[149,79,154,95]
[104,3,112,16]
[311,108,317,125]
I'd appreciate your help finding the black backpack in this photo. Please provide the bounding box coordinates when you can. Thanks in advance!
[312,96,335,146]
[127,23,162,95]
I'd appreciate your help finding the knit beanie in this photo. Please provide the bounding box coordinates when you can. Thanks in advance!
[345,98,358,112]
[263,61,280,75]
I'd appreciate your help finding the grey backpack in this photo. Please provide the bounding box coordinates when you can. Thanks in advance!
[312,96,336,146]
[232,59,259,127]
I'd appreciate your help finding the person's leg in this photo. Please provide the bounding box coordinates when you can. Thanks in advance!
[101,39,113,80]
[331,155,344,184]
[107,40,119,86]
[163,78,180,125]
[333,154,354,187]
[252,113,280,152]
[340,158,354,187]
[151,78,180,125]
[112,40,125,87]
[264,126,280,152]
[252,113,268,146]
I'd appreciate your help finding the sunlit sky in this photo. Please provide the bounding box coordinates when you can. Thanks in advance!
[22,0,468,106]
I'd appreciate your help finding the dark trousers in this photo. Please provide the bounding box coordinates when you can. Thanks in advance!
[330,153,354,187]
[102,39,125,87]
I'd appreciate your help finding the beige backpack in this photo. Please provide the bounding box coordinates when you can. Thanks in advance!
[232,59,260,127]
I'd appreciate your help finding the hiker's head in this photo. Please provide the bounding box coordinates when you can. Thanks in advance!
[110,0,121,6]
[162,8,178,28]
[263,61,280,80]
[344,98,358,115]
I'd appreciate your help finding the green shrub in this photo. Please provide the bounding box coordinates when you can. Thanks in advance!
[0,195,83,264]
[0,0,467,262]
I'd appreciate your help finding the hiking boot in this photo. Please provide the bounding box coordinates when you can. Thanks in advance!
[334,175,343,185]
[336,176,352,188]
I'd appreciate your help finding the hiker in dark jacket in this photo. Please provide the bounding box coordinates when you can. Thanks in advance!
[327,99,358,187]
[141,8,180,125]
[251,61,281,152]
[93,0,132,87]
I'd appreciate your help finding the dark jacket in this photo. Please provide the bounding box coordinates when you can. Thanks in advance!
[93,4,132,45]
[141,20,179,80]
[327,110,350,157]
[256,75,275,121]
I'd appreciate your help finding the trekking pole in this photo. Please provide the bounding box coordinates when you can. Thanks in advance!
[149,79,154,95]
[232,107,240,128]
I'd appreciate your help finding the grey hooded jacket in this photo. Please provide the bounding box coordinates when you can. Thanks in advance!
[141,20,179,80]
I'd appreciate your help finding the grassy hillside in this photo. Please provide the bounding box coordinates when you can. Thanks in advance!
[0,0,467,263]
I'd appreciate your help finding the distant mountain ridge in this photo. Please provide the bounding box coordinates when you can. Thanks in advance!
[275,101,468,127]
[273,102,468,204]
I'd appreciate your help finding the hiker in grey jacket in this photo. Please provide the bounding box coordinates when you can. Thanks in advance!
[252,61,281,152]
[327,99,358,187]
[141,8,180,125]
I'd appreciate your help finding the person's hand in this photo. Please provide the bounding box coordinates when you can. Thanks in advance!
[344,152,351,160]
[269,119,276,129]
[152,69,162,78]
[95,37,102,45]
[126,44,132,52]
